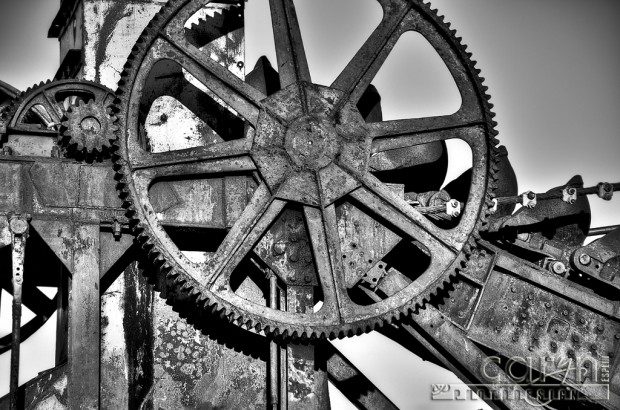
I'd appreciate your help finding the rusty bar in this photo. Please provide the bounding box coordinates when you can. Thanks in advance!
[67,223,101,410]
[269,274,279,409]
[589,225,620,236]
[279,289,287,410]
[9,215,29,410]
[55,265,68,366]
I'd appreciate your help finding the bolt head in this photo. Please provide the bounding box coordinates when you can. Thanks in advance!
[551,262,566,275]
[579,254,591,266]
[9,217,28,235]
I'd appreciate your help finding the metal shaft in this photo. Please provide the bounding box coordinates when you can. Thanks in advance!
[269,274,279,410]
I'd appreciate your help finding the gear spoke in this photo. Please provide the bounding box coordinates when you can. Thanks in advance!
[132,156,256,185]
[303,205,345,324]
[349,172,459,253]
[331,0,411,106]
[131,138,253,171]
[269,0,311,88]
[370,119,484,153]
[208,184,286,288]
[155,36,263,126]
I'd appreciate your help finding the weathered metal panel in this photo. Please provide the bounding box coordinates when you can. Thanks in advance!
[78,166,122,209]
[82,0,168,89]
[0,162,24,212]
[29,162,80,208]
[468,270,620,403]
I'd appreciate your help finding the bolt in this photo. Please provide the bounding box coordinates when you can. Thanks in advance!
[511,286,517,293]
[568,188,576,195]
[551,261,566,275]
[527,191,536,200]
[562,310,569,316]
[538,321,544,327]
[579,254,591,266]
[1,146,12,156]
[551,341,557,348]
[51,145,61,158]
[527,294,534,300]
[615,334,620,340]
[458,312,464,318]
[545,302,551,308]
[521,313,527,319]
[580,318,586,324]
[237,61,244,69]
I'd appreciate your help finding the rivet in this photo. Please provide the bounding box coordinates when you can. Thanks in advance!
[572,335,579,343]
[591,344,598,351]
[538,321,544,327]
[551,341,557,348]
[545,302,551,308]
[511,287,516,293]
[562,310,569,316]
[529,346,535,352]
[614,334,620,340]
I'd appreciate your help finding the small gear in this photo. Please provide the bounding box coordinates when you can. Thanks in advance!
[60,99,118,155]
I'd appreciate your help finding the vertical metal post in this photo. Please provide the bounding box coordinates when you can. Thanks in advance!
[269,274,280,409]
[67,223,101,410]
[8,214,30,410]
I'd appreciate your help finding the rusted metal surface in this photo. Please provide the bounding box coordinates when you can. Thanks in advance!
[1,0,617,409]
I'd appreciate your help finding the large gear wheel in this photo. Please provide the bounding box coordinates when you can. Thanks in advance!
[113,0,499,339]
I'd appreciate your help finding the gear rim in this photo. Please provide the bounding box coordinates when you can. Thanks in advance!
[112,0,500,339]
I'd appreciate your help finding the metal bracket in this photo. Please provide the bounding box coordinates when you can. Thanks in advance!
[562,187,577,204]
[598,182,614,200]
[521,191,537,208]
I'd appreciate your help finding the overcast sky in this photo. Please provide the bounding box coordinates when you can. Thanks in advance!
[1,1,619,409]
